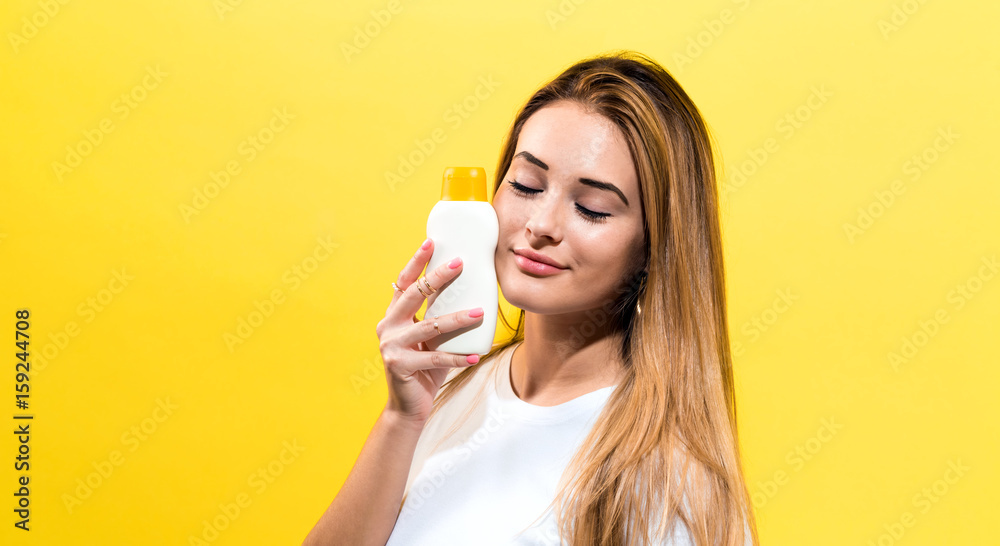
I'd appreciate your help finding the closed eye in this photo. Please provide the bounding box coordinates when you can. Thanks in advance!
[507,180,540,197]
[506,179,611,224]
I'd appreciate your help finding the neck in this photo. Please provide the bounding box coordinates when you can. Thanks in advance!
[509,310,624,406]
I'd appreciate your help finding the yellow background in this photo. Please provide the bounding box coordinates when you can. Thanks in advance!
[2,0,997,544]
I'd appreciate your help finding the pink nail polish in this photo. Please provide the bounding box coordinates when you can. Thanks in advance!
[469,308,484,318]
[421,238,432,250]
[466,354,480,365]
[448,257,462,269]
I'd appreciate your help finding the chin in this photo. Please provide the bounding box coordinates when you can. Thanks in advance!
[498,278,560,315]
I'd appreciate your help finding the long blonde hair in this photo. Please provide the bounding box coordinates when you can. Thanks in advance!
[426,50,758,545]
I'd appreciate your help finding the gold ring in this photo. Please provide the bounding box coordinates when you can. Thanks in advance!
[391,282,404,293]
[433,322,440,332]
[420,276,436,293]
[416,283,430,297]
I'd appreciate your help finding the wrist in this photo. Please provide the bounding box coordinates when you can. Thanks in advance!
[381,405,428,434]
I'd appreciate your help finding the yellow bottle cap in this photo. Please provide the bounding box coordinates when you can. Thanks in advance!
[441,167,488,201]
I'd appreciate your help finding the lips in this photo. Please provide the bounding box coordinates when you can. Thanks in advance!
[512,248,567,276]
[513,249,566,269]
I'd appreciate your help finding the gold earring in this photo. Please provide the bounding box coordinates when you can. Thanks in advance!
[636,269,647,315]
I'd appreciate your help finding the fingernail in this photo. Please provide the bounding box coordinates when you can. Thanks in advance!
[468,308,484,318]
[448,257,462,269]
[466,354,480,365]
[421,238,432,250]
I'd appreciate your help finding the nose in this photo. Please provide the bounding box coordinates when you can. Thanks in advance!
[524,193,563,244]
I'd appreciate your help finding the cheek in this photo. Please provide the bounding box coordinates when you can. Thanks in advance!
[493,202,515,256]
[577,231,639,276]
[494,200,524,238]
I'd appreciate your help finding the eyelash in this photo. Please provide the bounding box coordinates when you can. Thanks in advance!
[506,180,611,224]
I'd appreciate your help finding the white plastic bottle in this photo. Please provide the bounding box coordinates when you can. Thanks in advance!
[424,167,499,355]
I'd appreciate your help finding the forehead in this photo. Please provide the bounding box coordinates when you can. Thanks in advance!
[515,101,638,195]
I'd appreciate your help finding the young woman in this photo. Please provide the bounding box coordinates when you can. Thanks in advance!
[304,50,758,546]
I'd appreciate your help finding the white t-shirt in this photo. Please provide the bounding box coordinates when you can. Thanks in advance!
[386,340,695,545]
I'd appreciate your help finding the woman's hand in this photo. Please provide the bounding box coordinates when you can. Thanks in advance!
[375,238,485,427]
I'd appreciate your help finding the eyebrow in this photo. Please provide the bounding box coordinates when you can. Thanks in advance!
[513,151,629,207]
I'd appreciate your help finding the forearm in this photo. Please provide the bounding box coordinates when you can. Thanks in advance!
[302,408,425,546]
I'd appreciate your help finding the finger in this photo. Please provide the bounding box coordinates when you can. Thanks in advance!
[392,238,435,306]
[399,307,485,348]
[388,255,465,323]
[392,349,481,377]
